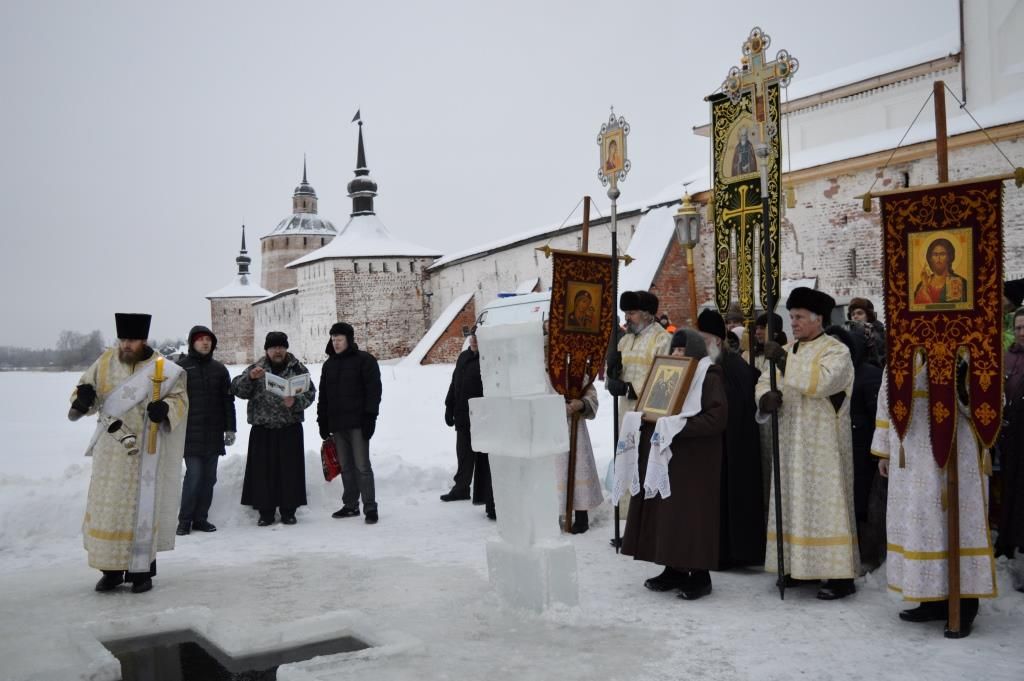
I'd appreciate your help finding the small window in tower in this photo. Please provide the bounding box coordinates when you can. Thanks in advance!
[238,308,241,315]
[285,238,289,247]
[409,261,415,272]
[354,262,360,273]
[303,237,307,246]
[321,238,326,246]
[383,262,389,273]
[397,261,402,272]
[369,262,375,273]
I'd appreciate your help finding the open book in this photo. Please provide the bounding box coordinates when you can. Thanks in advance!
[264,372,310,398]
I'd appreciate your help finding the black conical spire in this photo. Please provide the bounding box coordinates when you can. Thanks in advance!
[236,224,252,278]
[302,154,308,183]
[347,116,378,217]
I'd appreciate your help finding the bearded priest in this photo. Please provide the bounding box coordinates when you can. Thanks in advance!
[68,313,188,594]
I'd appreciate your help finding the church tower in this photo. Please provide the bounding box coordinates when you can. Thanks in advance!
[207,225,272,364]
[260,160,337,292]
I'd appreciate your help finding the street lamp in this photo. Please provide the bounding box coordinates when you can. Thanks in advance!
[673,188,703,325]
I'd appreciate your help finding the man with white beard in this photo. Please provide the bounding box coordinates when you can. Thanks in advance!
[68,313,188,594]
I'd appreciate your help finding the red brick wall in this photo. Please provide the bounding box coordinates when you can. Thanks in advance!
[421,298,477,364]
[649,237,696,328]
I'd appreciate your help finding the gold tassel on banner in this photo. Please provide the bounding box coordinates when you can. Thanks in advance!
[899,442,906,468]
[941,484,948,512]
[1015,166,1024,188]
[862,192,873,213]
[982,448,992,476]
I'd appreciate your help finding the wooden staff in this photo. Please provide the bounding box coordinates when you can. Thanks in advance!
[565,409,581,533]
[147,357,165,454]
[934,79,963,637]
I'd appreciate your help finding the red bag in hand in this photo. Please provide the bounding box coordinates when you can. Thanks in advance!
[321,438,341,482]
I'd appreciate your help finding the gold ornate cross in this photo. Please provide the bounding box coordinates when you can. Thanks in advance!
[721,27,798,140]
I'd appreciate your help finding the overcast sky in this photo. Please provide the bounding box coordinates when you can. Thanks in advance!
[0,0,956,348]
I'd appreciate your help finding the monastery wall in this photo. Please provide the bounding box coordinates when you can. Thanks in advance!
[210,298,259,366]
[253,290,302,362]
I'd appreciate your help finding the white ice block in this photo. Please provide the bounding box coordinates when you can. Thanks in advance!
[468,394,569,458]
[488,454,561,547]
[476,321,549,398]
[486,539,579,611]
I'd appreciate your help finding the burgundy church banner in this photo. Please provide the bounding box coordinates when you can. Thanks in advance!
[546,249,615,400]
[880,178,1004,467]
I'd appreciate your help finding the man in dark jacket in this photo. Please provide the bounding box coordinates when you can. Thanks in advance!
[231,331,315,526]
[175,325,236,535]
[442,328,494,518]
[318,322,383,524]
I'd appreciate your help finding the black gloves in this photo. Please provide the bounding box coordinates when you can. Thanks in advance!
[147,399,169,423]
[444,407,455,427]
[72,384,96,413]
[605,377,628,397]
[759,390,783,414]
[319,422,331,441]
[763,341,787,372]
[362,416,377,441]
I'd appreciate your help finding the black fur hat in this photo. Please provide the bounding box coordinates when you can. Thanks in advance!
[264,331,289,349]
[697,309,727,339]
[786,287,835,319]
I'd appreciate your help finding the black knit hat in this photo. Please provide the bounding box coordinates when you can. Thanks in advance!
[330,322,354,341]
[264,331,289,349]
[115,313,151,340]
[786,287,835,319]
[697,308,727,339]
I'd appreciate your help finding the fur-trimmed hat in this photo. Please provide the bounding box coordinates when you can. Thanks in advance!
[786,287,835,319]
[115,313,151,340]
[847,297,876,322]
[264,331,289,349]
[697,308,727,339]
[619,291,641,312]
[620,290,658,315]
[329,322,354,341]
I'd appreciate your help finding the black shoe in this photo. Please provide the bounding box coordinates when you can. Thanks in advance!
[95,573,124,592]
[644,568,689,592]
[131,578,152,594]
[176,521,191,536]
[899,601,948,623]
[817,579,856,600]
[332,506,360,518]
[678,572,712,600]
[440,488,471,502]
[570,511,589,534]
[280,514,297,525]
[191,520,217,533]
[365,510,379,524]
[944,598,979,638]
[486,506,496,521]
[257,517,274,526]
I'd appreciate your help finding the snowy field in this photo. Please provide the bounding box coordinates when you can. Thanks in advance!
[1,364,1023,680]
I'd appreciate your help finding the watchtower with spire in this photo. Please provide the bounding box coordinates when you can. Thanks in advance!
[206,225,272,364]
[259,160,337,293]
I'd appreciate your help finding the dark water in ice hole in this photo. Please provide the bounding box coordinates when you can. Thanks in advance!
[103,630,370,680]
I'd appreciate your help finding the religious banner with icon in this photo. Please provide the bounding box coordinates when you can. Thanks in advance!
[881,178,1004,467]
[709,87,781,319]
[597,108,630,188]
[547,249,615,400]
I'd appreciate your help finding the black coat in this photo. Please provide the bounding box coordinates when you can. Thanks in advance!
[445,349,483,431]
[718,350,766,566]
[176,325,236,457]
[317,339,382,433]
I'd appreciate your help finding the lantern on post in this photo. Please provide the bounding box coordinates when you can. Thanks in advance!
[673,187,703,325]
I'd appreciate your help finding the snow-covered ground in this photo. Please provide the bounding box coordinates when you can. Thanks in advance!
[1,365,1023,680]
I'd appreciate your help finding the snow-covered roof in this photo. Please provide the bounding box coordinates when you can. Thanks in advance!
[286,214,440,268]
[784,32,960,102]
[618,205,677,322]
[252,287,298,305]
[401,293,474,367]
[515,277,539,294]
[264,212,337,238]
[205,274,272,300]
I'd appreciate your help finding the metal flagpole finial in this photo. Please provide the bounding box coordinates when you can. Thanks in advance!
[597,107,631,191]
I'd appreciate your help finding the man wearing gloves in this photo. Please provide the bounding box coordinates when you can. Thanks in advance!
[318,322,383,524]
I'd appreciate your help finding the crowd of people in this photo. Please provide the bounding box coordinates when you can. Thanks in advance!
[66,281,1024,639]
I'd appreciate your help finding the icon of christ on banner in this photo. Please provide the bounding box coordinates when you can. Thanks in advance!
[909,229,973,311]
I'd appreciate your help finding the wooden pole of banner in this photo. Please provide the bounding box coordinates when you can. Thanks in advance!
[934,79,963,638]
[581,196,591,253]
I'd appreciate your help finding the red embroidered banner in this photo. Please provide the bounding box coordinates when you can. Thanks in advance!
[881,179,1003,467]
[547,250,615,400]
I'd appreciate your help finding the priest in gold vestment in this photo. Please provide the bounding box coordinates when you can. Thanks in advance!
[69,313,188,594]
[756,288,859,600]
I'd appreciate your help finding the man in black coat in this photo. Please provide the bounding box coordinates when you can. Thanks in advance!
[175,325,236,535]
[318,323,383,524]
[442,328,494,518]
[697,309,766,568]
